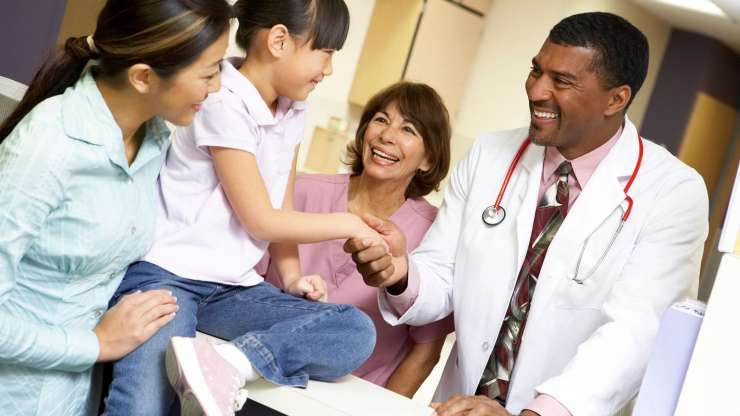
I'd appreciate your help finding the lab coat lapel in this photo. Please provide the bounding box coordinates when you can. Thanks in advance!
[557,118,640,247]
[525,118,639,325]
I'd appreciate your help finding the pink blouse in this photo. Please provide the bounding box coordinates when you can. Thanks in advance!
[259,173,454,387]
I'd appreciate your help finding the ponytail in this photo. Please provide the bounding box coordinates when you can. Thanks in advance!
[0,36,98,142]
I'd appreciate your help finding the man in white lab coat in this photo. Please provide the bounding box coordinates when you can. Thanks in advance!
[344,12,708,416]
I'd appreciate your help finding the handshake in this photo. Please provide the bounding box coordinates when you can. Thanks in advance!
[344,214,410,295]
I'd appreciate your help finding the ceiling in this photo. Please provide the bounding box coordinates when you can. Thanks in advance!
[630,0,740,54]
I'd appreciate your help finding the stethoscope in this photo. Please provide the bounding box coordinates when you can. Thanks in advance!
[482,134,645,283]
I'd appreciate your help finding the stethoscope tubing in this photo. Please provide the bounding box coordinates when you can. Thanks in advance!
[484,133,646,283]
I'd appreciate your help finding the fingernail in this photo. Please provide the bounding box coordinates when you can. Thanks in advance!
[362,239,372,247]
[134,290,142,294]
[173,296,178,302]
[168,290,173,296]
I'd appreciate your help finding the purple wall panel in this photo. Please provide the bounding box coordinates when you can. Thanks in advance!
[0,0,68,85]
[640,29,740,155]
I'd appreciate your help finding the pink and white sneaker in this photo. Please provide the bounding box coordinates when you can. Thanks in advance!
[166,337,249,416]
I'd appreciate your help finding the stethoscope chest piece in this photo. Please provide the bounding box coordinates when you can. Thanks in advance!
[482,205,506,226]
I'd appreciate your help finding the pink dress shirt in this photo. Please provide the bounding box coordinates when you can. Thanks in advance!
[388,128,622,415]
[259,173,454,387]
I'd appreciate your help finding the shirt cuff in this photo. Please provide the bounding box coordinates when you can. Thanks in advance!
[384,258,421,317]
[63,327,100,372]
[525,394,572,416]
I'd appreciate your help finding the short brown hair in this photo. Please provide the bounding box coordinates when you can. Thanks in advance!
[345,82,451,199]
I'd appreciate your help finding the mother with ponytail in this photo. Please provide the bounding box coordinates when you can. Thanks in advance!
[0,1,232,414]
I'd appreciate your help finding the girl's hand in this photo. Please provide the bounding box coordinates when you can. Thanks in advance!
[94,289,178,362]
[360,213,407,256]
[350,215,389,253]
[284,274,329,302]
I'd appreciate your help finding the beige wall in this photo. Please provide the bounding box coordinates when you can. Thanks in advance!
[455,0,671,140]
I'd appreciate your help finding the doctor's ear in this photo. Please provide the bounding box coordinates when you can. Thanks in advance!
[604,85,631,116]
[127,63,156,94]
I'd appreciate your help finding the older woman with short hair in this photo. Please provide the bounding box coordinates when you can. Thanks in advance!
[261,81,454,397]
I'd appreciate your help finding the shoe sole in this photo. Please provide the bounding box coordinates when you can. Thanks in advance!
[165,337,224,416]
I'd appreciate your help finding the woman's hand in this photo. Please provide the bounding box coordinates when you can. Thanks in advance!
[94,289,178,362]
[284,274,329,302]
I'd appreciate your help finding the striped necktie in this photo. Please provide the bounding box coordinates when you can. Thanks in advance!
[477,161,573,402]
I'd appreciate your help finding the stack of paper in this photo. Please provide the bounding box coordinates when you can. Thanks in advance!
[632,299,705,416]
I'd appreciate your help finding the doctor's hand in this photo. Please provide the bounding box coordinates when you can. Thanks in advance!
[431,395,507,416]
[343,214,409,292]
[284,274,329,302]
[431,396,541,416]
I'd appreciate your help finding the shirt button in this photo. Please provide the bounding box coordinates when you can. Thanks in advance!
[93,310,103,319]
[482,341,491,351]
[109,271,117,278]
[127,177,134,184]
[130,226,137,235]
[274,126,284,134]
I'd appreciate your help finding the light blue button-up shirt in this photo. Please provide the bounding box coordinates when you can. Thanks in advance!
[0,71,170,415]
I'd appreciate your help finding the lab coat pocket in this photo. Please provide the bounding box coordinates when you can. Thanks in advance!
[554,242,634,310]
[554,278,610,310]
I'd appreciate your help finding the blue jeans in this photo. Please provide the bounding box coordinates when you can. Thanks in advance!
[102,261,376,416]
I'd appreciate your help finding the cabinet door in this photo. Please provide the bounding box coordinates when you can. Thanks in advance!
[461,0,492,15]
[57,0,106,43]
[348,0,424,106]
[403,0,485,120]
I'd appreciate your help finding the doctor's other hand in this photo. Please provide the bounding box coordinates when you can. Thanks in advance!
[94,289,178,362]
[285,274,329,302]
[343,214,409,292]
[431,395,542,416]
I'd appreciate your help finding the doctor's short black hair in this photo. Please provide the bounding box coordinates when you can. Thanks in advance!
[548,12,649,108]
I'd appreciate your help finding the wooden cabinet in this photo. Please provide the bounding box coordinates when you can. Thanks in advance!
[349,0,486,120]
[460,0,492,15]
[57,0,106,43]
[348,0,424,108]
[304,126,352,174]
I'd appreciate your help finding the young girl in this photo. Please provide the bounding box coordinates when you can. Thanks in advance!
[0,1,231,415]
[103,1,380,415]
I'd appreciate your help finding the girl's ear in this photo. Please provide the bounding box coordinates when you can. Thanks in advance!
[267,24,290,58]
[128,63,155,94]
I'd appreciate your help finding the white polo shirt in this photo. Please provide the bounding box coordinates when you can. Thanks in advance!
[143,58,307,286]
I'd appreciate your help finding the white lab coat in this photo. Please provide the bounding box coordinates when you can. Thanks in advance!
[380,118,708,415]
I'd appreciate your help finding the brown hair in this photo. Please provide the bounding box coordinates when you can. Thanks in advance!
[0,0,232,141]
[345,82,451,199]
